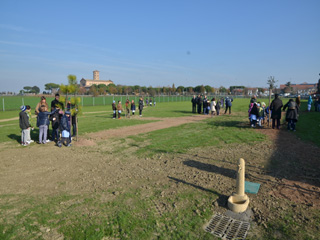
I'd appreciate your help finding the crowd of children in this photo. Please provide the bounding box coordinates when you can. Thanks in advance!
[111,97,156,119]
[19,94,76,147]
[248,94,303,131]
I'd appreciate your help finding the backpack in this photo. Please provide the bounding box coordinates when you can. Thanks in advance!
[288,101,296,110]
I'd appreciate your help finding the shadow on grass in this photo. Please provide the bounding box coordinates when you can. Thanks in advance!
[207,120,250,129]
[264,110,320,188]
[8,134,20,143]
[168,176,228,207]
[183,160,236,179]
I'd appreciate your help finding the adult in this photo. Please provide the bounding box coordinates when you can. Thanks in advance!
[139,97,144,116]
[270,94,283,129]
[35,96,49,115]
[51,93,63,111]
[197,95,202,114]
[203,95,208,114]
[283,99,299,131]
[191,95,197,113]
[224,97,233,114]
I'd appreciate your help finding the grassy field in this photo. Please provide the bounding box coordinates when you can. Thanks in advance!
[0,98,319,147]
[0,95,193,112]
[1,98,320,239]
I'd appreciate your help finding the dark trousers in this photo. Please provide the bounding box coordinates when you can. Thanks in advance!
[197,105,202,114]
[52,127,60,142]
[272,118,281,129]
[287,120,296,130]
[113,111,116,118]
[225,106,231,114]
[139,109,142,115]
[58,137,71,147]
[192,104,196,113]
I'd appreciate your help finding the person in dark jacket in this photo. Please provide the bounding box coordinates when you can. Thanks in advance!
[112,100,117,119]
[216,100,221,115]
[203,96,208,114]
[139,98,144,116]
[249,103,259,127]
[50,107,63,142]
[57,111,71,147]
[37,105,56,144]
[224,97,233,114]
[270,94,283,129]
[197,95,202,114]
[131,100,136,116]
[19,105,31,146]
[191,95,197,113]
[283,99,299,131]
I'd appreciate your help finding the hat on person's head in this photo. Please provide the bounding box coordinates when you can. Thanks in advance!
[65,111,71,115]
[113,100,115,103]
[55,93,60,97]
[20,105,26,111]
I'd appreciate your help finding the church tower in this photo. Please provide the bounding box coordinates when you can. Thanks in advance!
[93,70,100,81]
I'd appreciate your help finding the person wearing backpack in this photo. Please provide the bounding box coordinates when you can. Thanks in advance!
[270,94,283,129]
[224,97,233,114]
[283,99,299,131]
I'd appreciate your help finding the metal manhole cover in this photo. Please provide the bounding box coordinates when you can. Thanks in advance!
[205,213,250,240]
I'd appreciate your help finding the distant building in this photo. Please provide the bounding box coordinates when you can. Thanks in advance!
[280,82,317,95]
[80,70,114,89]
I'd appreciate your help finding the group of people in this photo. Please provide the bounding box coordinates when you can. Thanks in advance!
[307,95,320,112]
[191,95,233,116]
[19,93,77,147]
[248,94,301,131]
[111,97,147,119]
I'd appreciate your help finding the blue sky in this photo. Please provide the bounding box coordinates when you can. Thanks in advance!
[0,0,319,93]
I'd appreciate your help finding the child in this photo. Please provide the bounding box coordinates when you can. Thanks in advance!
[257,102,264,127]
[153,100,156,107]
[50,107,62,142]
[112,100,117,119]
[249,103,259,127]
[131,100,136,116]
[57,111,71,147]
[210,98,216,117]
[25,105,34,144]
[37,105,56,144]
[117,101,123,119]
[125,99,130,118]
[19,105,31,146]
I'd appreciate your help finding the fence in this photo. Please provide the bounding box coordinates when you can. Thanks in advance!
[0,94,247,112]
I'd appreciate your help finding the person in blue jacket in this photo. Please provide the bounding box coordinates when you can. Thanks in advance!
[37,105,57,144]
[57,111,71,147]
[224,97,233,114]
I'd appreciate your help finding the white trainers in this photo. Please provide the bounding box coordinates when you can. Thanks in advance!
[46,139,51,143]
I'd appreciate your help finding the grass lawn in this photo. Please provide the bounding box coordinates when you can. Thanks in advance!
[1,98,320,239]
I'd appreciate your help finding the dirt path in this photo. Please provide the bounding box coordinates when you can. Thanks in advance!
[81,115,207,143]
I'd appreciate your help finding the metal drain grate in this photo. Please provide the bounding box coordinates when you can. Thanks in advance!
[205,213,250,240]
